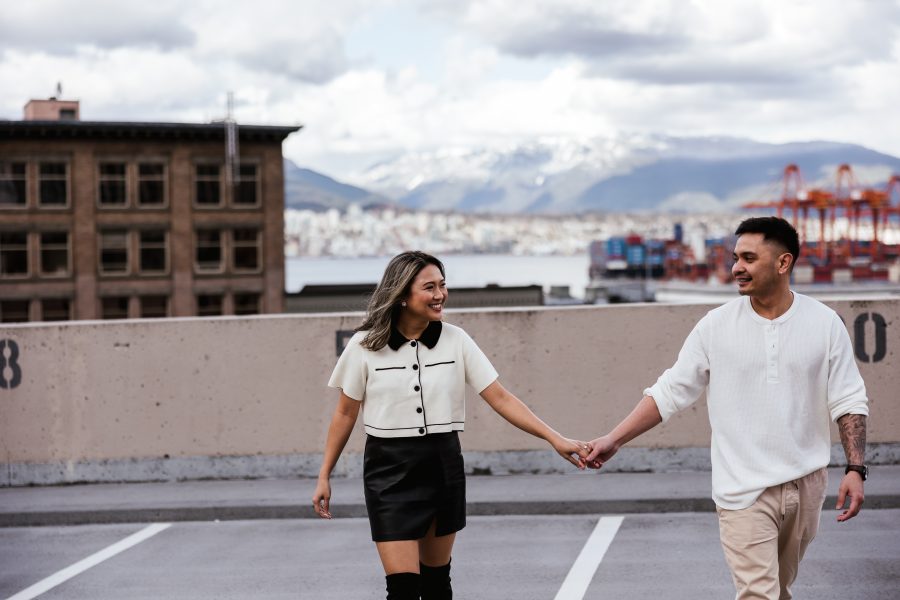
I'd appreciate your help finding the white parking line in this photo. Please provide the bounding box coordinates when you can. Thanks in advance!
[5,523,172,600]
[554,516,624,600]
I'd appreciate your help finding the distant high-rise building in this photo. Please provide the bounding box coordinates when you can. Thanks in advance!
[0,98,300,322]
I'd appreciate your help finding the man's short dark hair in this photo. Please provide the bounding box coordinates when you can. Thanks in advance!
[735,217,801,264]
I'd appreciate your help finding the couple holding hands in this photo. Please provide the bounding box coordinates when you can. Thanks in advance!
[313,217,869,600]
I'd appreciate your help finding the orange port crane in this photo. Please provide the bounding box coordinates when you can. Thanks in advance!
[839,167,898,260]
[743,164,835,259]
[744,164,900,261]
[744,164,803,219]
[799,187,835,260]
[880,174,900,251]
[834,164,857,257]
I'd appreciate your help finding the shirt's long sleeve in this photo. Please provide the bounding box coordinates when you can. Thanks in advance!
[826,312,869,422]
[645,322,711,422]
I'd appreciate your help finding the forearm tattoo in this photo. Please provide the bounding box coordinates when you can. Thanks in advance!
[837,414,867,465]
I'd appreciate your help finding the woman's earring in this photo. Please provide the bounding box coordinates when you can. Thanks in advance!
[401,302,407,307]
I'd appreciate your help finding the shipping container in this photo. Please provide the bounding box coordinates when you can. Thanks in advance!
[626,244,646,265]
[813,266,833,283]
[606,237,627,258]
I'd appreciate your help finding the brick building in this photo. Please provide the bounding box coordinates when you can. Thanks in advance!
[0,99,300,321]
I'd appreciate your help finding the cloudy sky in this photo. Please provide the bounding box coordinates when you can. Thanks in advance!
[2,0,899,182]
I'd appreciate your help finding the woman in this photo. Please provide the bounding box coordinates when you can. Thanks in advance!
[312,251,590,600]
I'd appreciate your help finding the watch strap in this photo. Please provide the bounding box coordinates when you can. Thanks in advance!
[845,464,868,480]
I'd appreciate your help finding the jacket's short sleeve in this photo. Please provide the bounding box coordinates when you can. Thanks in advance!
[461,330,499,393]
[327,333,367,401]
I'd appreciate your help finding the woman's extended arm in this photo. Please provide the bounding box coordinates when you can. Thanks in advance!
[479,380,589,468]
[312,392,361,518]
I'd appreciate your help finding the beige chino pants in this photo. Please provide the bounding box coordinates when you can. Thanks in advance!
[716,468,828,600]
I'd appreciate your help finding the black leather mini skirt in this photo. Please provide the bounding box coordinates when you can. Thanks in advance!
[363,431,466,542]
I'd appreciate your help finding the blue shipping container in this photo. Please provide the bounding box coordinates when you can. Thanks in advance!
[607,237,627,257]
[626,245,646,265]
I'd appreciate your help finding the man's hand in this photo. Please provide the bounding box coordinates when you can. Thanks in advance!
[551,436,592,469]
[836,471,864,522]
[584,434,619,469]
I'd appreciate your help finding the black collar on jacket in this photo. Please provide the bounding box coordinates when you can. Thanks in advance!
[387,320,443,350]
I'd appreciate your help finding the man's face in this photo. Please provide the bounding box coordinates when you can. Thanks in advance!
[732,233,788,297]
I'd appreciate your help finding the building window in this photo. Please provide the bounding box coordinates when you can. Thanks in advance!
[0,300,30,323]
[140,295,168,318]
[99,230,129,275]
[195,164,221,206]
[195,229,223,272]
[101,296,130,319]
[197,294,223,316]
[139,230,168,274]
[138,163,166,207]
[0,232,29,277]
[234,293,261,315]
[236,164,259,206]
[39,162,68,207]
[98,162,127,206]
[232,228,261,272]
[59,109,77,120]
[40,231,70,276]
[0,162,27,207]
[41,298,71,321]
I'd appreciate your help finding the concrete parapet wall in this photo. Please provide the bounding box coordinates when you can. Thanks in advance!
[1,300,897,485]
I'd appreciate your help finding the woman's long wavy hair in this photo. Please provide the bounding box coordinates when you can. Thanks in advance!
[358,251,445,351]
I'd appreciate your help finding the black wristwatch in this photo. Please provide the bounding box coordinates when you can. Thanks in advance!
[845,464,868,481]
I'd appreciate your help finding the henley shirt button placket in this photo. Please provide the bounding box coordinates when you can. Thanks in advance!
[765,323,779,380]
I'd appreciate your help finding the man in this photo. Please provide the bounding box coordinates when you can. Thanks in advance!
[586,216,868,600]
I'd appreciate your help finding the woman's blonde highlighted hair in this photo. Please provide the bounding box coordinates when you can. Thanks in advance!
[358,251,445,351]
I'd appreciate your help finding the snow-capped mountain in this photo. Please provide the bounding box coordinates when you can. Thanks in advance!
[285,135,900,214]
[283,160,389,211]
[349,135,900,214]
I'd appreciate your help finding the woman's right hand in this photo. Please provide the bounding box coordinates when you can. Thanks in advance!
[312,478,332,519]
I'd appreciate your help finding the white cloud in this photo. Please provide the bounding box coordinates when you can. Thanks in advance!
[0,1,194,53]
[440,0,900,94]
[1,0,899,179]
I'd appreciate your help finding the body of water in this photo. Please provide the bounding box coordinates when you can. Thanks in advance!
[286,254,591,299]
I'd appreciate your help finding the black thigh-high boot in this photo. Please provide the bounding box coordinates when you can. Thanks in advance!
[420,560,452,600]
[385,572,421,600]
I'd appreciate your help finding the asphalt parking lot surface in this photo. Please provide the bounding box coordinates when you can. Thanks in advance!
[3,509,898,600]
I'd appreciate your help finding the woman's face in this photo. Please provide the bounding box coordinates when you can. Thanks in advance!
[403,264,448,321]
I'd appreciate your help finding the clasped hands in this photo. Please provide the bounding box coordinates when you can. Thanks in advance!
[555,434,618,470]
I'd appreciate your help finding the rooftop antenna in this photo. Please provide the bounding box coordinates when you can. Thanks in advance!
[224,91,240,191]
[53,81,62,100]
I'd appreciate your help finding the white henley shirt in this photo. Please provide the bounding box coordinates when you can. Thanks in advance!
[645,293,869,510]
